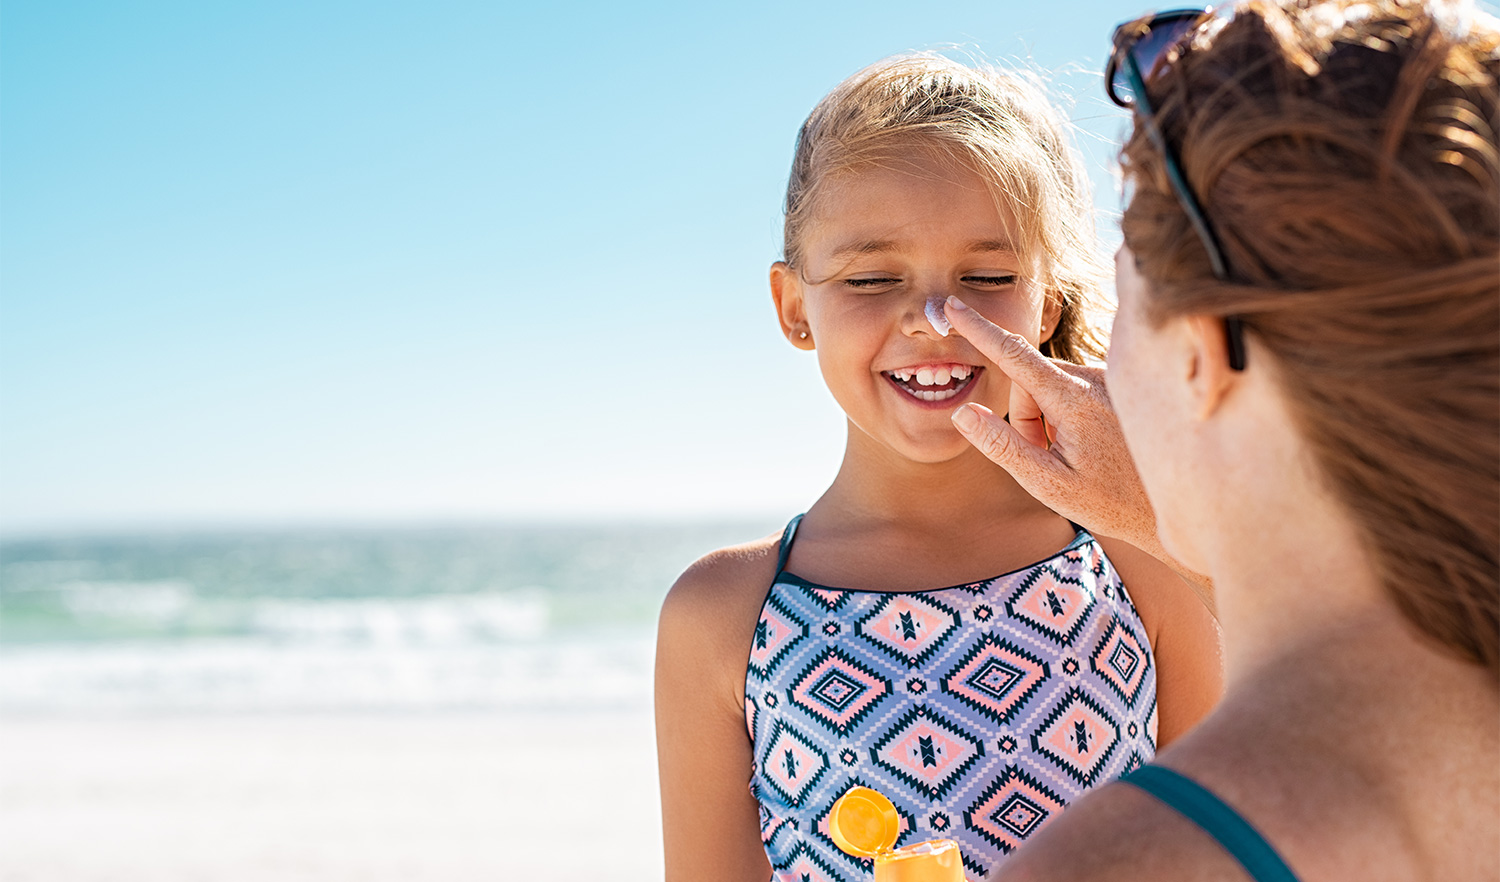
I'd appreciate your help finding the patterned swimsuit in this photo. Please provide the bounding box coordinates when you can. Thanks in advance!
[745,516,1158,881]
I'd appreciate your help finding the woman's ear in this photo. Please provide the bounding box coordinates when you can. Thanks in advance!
[1184,314,1237,421]
[771,261,815,351]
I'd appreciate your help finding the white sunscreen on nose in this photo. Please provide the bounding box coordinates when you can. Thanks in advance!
[925,297,951,336]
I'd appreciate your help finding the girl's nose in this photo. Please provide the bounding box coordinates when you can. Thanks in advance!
[902,289,950,337]
[924,296,953,336]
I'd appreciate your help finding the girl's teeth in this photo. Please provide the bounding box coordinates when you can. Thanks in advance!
[886,369,976,402]
[886,365,977,399]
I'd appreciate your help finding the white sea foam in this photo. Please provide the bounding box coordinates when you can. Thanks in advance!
[58,579,195,622]
[249,593,549,645]
[0,524,767,717]
[0,631,654,714]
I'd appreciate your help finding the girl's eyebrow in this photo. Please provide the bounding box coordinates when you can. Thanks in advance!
[829,238,899,258]
[965,239,1018,254]
[827,238,1018,259]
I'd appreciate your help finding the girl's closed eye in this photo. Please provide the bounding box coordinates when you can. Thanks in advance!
[842,276,901,290]
[961,273,1019,288]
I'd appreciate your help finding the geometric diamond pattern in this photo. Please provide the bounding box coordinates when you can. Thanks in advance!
[1004,566,1096,645]
[760,806,793,854]
[760,720,828,807]
[802,585,850,612]
[1090,618,1151,707]
[940,634,1050,724]
[749,594,809,678]
[870,707,984,799]
[1030,686,1121,787]
[856,593,962,666]
[780,841,844,882]
[748,524,1158,882]
[963,766,1066,854]
[789,648,890,736]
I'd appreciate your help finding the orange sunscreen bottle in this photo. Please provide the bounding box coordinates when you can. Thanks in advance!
[828,787,965,882]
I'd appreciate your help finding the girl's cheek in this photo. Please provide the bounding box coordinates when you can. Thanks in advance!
[976,283,1045,337]
[977,304,1039,340]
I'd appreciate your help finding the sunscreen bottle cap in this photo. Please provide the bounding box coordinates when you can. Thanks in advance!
[828,786,901,858]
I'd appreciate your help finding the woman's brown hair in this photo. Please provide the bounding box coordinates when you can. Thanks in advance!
[1121,0,1500,677]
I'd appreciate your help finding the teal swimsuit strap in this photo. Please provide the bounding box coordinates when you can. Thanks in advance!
[1119,765,1300,882]
[774,513,805,576]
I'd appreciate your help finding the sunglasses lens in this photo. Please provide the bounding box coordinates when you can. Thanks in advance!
[1111,13,1205,105]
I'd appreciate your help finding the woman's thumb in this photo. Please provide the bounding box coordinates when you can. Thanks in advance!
[952,403,1054,484]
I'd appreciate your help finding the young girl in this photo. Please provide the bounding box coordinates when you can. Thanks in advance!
[656,55,1222,882]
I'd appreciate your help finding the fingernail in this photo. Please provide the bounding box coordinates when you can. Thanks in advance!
[951,404,979,433]
[946,296,968,312]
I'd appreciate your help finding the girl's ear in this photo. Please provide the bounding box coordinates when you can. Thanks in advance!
[771,261,815,351]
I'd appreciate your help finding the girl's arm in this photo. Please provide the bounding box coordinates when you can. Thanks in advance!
[1098,538,1225,747]
[656,544,778,882]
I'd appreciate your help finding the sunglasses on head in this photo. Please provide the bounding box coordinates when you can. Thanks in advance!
[1106,7,1247,371]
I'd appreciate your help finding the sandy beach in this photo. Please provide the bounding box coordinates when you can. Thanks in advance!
[0,709,664,882]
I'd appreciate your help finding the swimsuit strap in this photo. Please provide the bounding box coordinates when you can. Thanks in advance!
[775,514,805,576]
[1119,765,1300,882]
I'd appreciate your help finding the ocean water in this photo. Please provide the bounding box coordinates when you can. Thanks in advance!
[0,520,780,714]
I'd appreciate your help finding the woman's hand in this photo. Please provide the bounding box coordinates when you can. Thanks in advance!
[943,296,1214,610]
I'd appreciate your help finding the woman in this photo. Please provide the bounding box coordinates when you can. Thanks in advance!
[943,1,1499,878]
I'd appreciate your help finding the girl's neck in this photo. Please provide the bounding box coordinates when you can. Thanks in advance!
[814,424,1053,528]
[789,427,1075,591]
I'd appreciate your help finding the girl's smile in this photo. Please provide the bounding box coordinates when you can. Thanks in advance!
[882,363,984,405]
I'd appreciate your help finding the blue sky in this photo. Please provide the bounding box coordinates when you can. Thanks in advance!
[0,0,1422,533]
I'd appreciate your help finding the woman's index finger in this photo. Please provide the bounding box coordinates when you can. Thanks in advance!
[943,297,1074,400]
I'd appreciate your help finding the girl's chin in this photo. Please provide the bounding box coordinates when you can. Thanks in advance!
[889,435,987,465]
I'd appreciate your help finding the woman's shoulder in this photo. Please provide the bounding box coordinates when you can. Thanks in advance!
[998,683,1454,882]
[658,530,786,670]
[991,774,1253,882]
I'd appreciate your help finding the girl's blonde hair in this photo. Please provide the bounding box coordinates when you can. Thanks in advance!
[1120,0,1500,677]
[782,54,1110,364]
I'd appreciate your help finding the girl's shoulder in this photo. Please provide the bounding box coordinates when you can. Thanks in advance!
[658,530,786,693]
[1096,535,1224,748]
[1094,536,1212,649]
[662,531,784,628]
